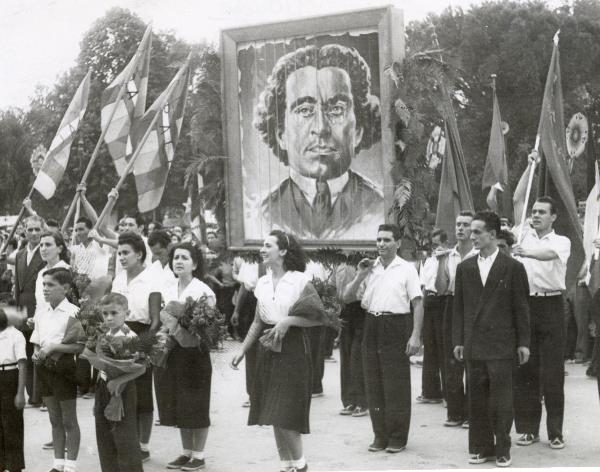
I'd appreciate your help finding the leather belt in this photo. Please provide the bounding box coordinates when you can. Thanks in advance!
[367,311,405,317]
[0,362,18,371]
[530,291,562,297]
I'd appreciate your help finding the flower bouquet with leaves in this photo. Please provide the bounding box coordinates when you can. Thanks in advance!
[76,300,104,351]
[311,277,343,330]
[147,329,175,368]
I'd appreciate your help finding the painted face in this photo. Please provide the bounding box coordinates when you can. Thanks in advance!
[279,66,363,180]
[122,217,140,234]
[39,235,61,263]
[260,236,285,266]
[74,222,90,244]
[117,243,143,270]
[101,303,128,331]
[376,230,400,260]
[531,202,556,232]
[25,219,43,246]
[42,274,67,305]
[172,248,197,277]
[455,215,473,241]
[470,219,493,251]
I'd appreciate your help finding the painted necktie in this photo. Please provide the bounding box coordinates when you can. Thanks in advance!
[313,180,331,236]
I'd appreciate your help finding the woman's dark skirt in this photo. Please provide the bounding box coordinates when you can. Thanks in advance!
[125,321,154,414]
[248,326,312,434]
[155,344,212,429]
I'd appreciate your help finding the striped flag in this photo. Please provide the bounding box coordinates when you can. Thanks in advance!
[101,25,152,176]
[33,70,91,199]
[131,57,190,212]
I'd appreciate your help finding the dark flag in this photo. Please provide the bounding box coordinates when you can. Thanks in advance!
[536,32,584,291]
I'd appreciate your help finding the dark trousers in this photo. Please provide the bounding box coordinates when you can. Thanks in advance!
[307,326,325,394]
[94,379,143,472]
[217,285,237,337]
[422,295,446,399]
[0,370,25,472]
[324,328,337,358]
[466,359,514,458]
[23,330,41,405]
[514,295,565,440]
[571,285,591,360]
[340,302,366,408]
[443,296,467,421]
[363,313,412,446]
[75,357,97,394]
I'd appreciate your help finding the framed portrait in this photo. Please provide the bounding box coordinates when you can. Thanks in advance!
[221,6,404,248]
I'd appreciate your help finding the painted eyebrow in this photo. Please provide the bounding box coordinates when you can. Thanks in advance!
[289,96,317,111]
[324,94,352,107]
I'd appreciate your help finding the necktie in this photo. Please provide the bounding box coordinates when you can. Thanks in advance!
[313,180,331,236]
[434,254,450,295]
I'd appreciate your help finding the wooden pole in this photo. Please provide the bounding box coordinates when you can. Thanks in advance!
[518,134,541,244]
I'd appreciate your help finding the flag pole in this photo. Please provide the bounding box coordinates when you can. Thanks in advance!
[93,56,190,231]
[517,134,541,243]
[0,186,36,256]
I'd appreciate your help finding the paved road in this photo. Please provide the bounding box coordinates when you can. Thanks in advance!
[23,342,599,471]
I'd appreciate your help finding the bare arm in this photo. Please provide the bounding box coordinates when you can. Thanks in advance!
[232,308,265,367]
[149,292,162,332]
[513,245,559,261]
[406,297,424,355]
[15,358,26,409]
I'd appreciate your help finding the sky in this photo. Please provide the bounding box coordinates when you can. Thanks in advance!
[0,0,560,110]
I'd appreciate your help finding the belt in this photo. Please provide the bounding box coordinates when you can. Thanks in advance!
[425,290,450,297]
[530,291,562,297]
[0,362,18,371]
[367,311,406,317]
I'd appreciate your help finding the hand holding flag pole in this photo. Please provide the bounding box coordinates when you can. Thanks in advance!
[517,135,541,244]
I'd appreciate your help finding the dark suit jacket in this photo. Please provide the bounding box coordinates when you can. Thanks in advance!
[14,247,45,318]
[262,169,383,239]
[452,250,530,361]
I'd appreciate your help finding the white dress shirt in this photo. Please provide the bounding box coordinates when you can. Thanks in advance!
[289,168,350,207]
[254,270,310,325]
[26,244,40,266]
[516,229,571,293]
[112,266,160,324]
[30,298,80,348]
[447,246,479,294]
[477,248,499,286]
[0,326,27,365]
[360,256,422,314]
[162,277,216,306]
[34,260,71,316]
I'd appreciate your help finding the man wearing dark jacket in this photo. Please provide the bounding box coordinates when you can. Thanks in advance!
[453,211,530,467]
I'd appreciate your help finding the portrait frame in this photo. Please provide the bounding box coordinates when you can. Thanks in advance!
[221,6,404,249]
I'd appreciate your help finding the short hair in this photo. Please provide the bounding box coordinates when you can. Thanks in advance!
[255,44,381,165]
[123,213,145,228]
[0,308,7,331]
[458,210,474,219]
[24,215,45,228]
[473,210,501,236]
[169,242,205,279]
[75,216,92,229]
[43,267,72,286]
[497,229,515,246]
[431,228,448,244]
[118,231,147,262]
[269,230,306,272]
[148,230,171,249]
[535,196,557,214]
[40,230,70,263]
[98,292,129,311]
[378,224,402,241]
[46,218,59,228]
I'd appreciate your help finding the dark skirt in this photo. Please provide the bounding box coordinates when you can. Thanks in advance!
[125,322,154,414]
[248,326,312,434]
[155,344,212,429]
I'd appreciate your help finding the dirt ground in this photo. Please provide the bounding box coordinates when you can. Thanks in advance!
[22,341,599,471]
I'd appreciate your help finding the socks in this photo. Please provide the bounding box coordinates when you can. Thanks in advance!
[53,458,65,471]
[140,442,149,452]
[290,457,306,469]
[183,449,192,457]
[191,450,205,460]
[64,459,77,472]
[280,460,292,471]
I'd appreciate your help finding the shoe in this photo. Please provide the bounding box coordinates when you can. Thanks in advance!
[416,395,443,404]
[516,433,539,446]
[42,441,54,450]
[496,455,512,467]
[352,406,368,417]
[386,441,406,453]
[288,465,308,472]
[181,458,205,470]
[339,404,355,415]
[311,392,323,398]
[40,405,48,412]
[461,420,469,429]
[468,453,494,464]
[167,455,192,469]
[242,400,251,408]
[368,437,387,452]
[140,450,150,463]
[549,438,565,449]
[444,419,463,427]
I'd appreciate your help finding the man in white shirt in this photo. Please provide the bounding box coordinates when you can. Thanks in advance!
[70,217,110,280]
[343,224,423,453]
[147,230,176,286]
[512,196,571,450]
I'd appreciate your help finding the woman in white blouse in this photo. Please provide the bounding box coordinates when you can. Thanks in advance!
[157,242,215,471]
[232,231,320,472]
[33,230,70,317]
[110,232,160,462]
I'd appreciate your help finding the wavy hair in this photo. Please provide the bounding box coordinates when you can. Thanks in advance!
[269,230,306,272]
[169,242,205,280]
[40,230,70,263]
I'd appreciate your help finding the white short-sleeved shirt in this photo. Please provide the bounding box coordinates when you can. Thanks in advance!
[34,260,71,317]
[419,256,439,292]
[236,262,260,292]
[0,326,27,365]
[447,246,479,293]
[360,256,422,314]
[149,260,177,287]
[162,277,216,306]
[112,266,160,324]
[254,270,310,324]
[70,240,110,279]
[516,229,571,292]
[30,298,80,348]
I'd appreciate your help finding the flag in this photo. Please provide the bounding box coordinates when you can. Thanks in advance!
[33,70,91,199]
[584,115,600,296]
[131,57,190,212]
[101,25,152,176]
[482,83,511,217]
[536,32,585,290]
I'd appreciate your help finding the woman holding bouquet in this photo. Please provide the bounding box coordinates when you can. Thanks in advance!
[232,231,327,472]
[111,232,161,463]
[157,242,216,471]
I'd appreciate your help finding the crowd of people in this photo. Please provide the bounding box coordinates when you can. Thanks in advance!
[0,185,599,472]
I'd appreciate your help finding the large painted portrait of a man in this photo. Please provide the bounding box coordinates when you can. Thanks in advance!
[222,7,403,247]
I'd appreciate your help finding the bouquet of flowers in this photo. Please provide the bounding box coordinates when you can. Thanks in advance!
[311,277,343,330]
[76,300,104,351]
[81,325,146,422]
[147,329,175,368]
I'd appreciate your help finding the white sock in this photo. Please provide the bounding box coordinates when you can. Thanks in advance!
[191,450,204,460]
[64,459,77,472]
[182,449,192,457]
[280,460,292,471]
[53,458,65,471]
[140,442,149,452]
[290,457,306,469]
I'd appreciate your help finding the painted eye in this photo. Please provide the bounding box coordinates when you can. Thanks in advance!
[294,104,315,118]
[328,104,345,117]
